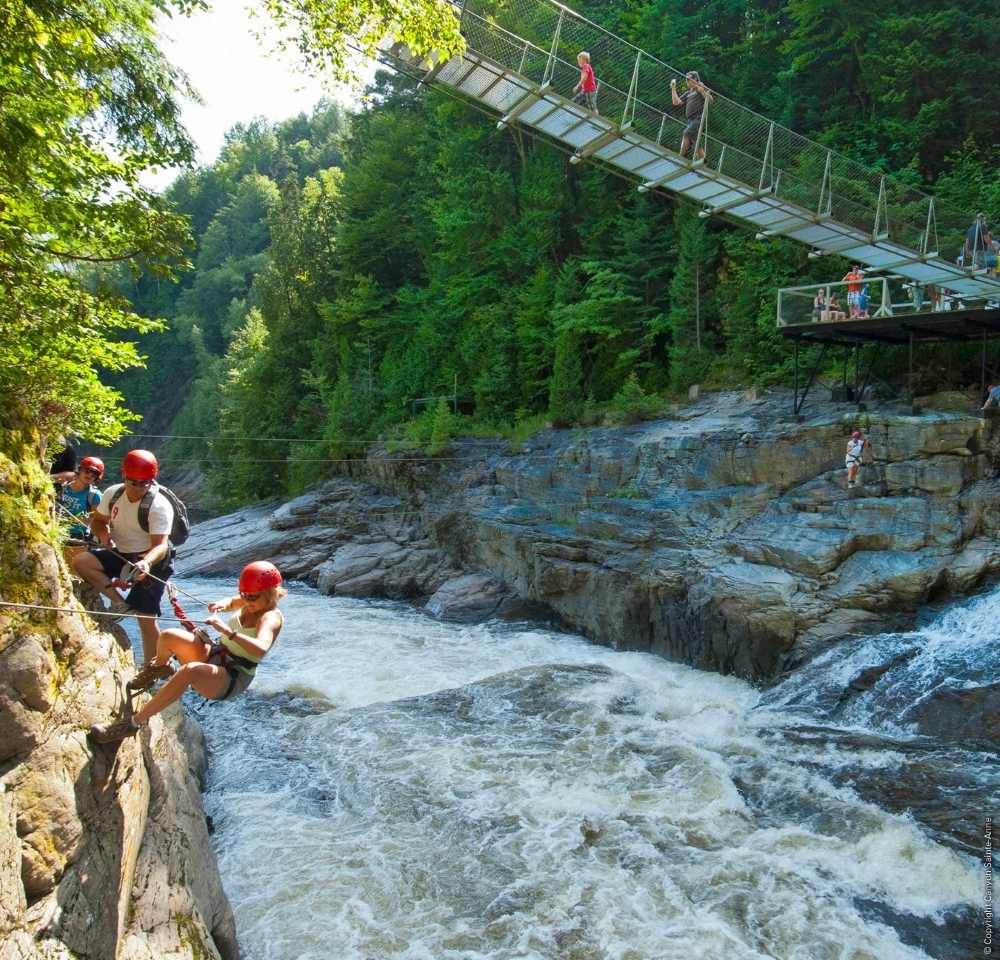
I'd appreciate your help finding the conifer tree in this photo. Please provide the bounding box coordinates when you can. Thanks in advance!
[549,333,584,427]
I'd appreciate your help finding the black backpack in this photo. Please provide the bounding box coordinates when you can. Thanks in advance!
[107,483,191,546]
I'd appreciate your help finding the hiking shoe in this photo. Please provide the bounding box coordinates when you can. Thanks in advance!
[89,714,139,744]
[127,662,174,692]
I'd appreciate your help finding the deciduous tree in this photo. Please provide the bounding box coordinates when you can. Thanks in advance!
[0,0,200,443]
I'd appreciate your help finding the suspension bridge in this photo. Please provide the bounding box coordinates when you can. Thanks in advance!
[378,0,1000,305]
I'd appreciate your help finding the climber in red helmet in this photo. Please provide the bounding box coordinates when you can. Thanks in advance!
[71,449,174,662]
[90,562,287,743]
[59,456,105,540]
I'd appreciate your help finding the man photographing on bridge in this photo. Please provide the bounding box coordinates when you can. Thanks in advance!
[671,71,713,162]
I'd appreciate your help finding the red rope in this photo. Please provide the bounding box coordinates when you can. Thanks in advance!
[168,593,195,631]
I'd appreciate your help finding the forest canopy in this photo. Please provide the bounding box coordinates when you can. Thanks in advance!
[10,0,1000,506]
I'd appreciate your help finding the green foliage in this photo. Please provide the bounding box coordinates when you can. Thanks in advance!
[0,408,64,602]
[717,233,809,386]
[85,0,1000,510]
[208,308,288,505]
[322,369,381,462]
[666,209,719,391]
[549,333,585,427]
[781,0,1000,180]
[258,0,464,87]
[507,412,551,454]
[429,396,454,455]
[394,398,459,455]
[606,373,664,426]
[0,0,199,444]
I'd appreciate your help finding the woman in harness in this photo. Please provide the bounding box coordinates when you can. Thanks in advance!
[845,430,867,487]
[90,561,286,743]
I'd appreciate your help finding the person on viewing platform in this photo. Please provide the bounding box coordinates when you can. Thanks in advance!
[858,284,870,319]
[89,562,286,743]
[571,51,598,114]
[982,384,1000,411]
[988,238,999,279]
[671,70,713,161]
[842,266,864,318]
[827,292,846,321]
[812,289,827,321]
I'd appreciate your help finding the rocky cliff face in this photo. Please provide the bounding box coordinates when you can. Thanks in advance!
[180,390,1000,680]
[0,519,237,956]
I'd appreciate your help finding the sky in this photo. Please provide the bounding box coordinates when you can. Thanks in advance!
[148,0,358,188]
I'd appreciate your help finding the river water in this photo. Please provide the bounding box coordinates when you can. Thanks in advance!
[169,576,993,960]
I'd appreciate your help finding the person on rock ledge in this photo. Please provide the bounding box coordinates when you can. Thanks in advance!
[89,561,286,743]
[845,430,867,487]
[71,449,173,663]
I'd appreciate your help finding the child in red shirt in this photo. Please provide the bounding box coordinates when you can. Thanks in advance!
[572,51,598,113]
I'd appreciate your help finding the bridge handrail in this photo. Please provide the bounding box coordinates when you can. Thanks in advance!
[449,0,975,260]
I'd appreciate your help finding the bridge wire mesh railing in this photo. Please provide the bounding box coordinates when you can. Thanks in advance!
[432,0,975,266]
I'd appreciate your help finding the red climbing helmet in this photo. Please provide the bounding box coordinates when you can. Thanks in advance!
[79,456,104,481]
[238,561,283,594]
[121,449,158,482]
[852,431,861,439]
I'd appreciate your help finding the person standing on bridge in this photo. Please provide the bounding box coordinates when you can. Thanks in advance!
[571,51,598,114]
[671,71,713,162]
[965,213,992,272]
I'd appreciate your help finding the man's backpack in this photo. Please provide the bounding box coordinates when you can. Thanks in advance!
[107,483,191,546]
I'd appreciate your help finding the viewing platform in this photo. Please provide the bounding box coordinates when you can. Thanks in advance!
[777,275,1000,412]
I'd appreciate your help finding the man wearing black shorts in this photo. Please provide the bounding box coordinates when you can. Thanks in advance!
[72,450,174,664]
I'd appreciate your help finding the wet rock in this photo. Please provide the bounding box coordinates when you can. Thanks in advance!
[900,682,1000,743]
[1,536,235,959]
[426,573,509,622]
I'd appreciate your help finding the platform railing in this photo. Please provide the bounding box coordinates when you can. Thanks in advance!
[776,276,1000,327]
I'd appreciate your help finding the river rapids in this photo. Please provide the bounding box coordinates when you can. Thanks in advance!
[162,576,994,960]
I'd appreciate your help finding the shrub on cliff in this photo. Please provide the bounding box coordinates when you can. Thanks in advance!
[606,373,664,426]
